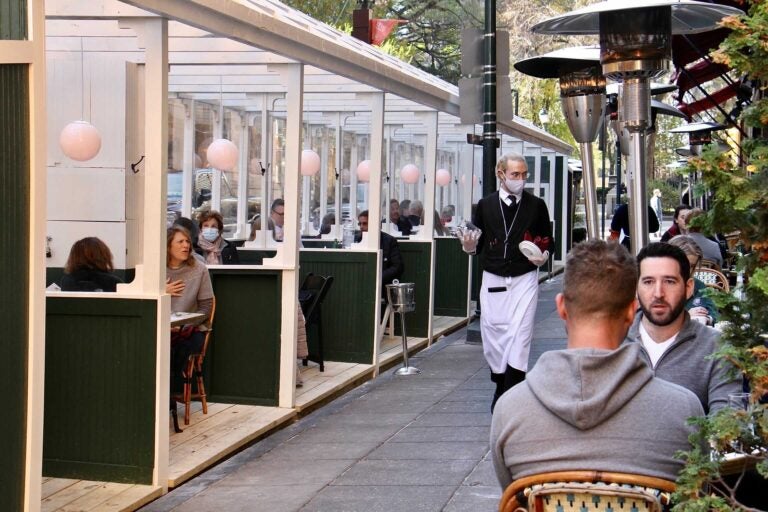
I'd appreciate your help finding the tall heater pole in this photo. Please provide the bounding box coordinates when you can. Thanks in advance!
[482,0,498,197]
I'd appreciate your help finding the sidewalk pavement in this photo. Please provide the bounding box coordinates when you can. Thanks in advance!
[142,276,566,512]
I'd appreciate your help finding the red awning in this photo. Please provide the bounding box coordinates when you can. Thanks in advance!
[677,82,739,118]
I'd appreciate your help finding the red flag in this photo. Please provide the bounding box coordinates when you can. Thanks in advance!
[369,19,405,46]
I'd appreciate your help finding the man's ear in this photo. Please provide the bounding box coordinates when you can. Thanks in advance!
[624,298,638,328]
[555,293,568,321]
[685,277,694,301]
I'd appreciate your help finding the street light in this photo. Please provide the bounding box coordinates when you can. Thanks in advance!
[515,46,604,240]
[538,108,550,127]
[532,0,742,254]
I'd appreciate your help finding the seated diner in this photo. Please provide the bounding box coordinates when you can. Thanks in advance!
[166,226,215,389]
[197,210,240,264]
[60,237,123,292]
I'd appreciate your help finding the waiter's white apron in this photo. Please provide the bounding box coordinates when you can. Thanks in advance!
[479,269,539,373]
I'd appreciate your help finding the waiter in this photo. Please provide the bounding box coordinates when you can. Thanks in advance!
[461,153,553,410]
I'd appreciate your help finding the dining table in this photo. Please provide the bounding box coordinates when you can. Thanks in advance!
[170,311,207,327]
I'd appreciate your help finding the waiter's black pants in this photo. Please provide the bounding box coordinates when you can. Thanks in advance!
[490,365,526,412]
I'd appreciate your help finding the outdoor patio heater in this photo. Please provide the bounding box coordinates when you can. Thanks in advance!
[533,0,742,253]
[515,46,605,240]
[669,121,726,208]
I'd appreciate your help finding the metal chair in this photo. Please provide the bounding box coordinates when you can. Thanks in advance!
[300,273,334,372]
[694,268,730,292]
[172,297,216,428]
[499,471,675,512]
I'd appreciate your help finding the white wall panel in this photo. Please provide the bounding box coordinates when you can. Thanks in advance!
[47,166,126,221]
[46,220,128,269]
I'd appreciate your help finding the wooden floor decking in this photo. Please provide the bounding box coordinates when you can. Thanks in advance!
[41,478,162,512]
[41,315,470,511]
[168,402,296,487]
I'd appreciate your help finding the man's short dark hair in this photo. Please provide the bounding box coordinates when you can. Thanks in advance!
[271,198,284,212]
[637,242,691,281]
[673,204,691,221]
[358,209,369,219]
[563,240,637,318]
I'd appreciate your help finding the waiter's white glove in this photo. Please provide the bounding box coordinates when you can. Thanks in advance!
[460,231,479,254]
[527,250,549,267]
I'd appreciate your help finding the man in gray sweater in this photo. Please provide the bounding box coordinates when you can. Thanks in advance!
[626,242,741,414]
[491,240,703,489]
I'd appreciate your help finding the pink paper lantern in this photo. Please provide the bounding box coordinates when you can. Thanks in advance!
[206,138,238,171]
[59,121,102,162]
[436,168,451,187]
[301,149,321,176]
[400,163,420,184]
[356,160,371,183]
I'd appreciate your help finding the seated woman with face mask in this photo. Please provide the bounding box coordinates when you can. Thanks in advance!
[196,210,240,265]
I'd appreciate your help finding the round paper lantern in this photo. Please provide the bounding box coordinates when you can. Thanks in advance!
[301,149,321,176]
[59,121,102,161]
[356,160,371,183]
[436,168,451,187]
[206,138,238,171]
[400,163,420,184]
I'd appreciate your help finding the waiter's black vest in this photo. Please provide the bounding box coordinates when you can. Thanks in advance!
[475,191,542,277]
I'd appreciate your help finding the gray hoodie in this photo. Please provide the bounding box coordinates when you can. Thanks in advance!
[625,311,742,414]
[490,343,703,489]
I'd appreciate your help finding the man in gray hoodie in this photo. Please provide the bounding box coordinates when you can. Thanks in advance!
[626,242,741,414]
[491,240,703,490]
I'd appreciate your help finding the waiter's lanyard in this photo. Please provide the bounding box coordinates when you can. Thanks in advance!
[499,193,521,261]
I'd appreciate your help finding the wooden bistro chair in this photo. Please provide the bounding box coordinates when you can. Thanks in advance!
[694,268,730,293]
[173,297,216,428]
[299,273,334,372]
[499,471,676,512]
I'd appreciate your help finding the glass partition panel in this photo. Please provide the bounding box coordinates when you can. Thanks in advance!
[193,101,215,214]
[246,111,263,226]
[167,99,186,226]
[383,126,426,237]
[221,107,243,236]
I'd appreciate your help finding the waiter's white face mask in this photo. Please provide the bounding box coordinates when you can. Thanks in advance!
[502,178,525,195]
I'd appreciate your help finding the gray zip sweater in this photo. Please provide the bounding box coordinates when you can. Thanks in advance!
[625,312,742,414]
[490,344,703,489]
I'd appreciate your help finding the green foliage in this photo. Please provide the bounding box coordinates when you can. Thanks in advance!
[673,2,768,510]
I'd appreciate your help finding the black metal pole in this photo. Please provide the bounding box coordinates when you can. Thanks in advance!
[482,0,497,198]
[601,120,607,238]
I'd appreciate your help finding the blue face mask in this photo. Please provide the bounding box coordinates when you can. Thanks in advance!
[201,227,219,242]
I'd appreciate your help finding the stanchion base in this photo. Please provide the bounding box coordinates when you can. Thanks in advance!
[395,366,421,376]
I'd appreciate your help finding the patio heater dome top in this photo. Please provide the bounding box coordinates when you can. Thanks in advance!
[513,46,600,79]
[531,0,744,36]
[651,99,686,118]
[668,121,726,133]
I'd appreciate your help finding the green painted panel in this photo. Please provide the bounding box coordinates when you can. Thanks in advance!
[433,237,469,317]
[471,254,481,303]
[541,156,550,183]
[207,269,281,405]
[0,64,29,511]
[47,267,135,287]
[0,0,27,40]
[301,239,338,249]
[396,242,432,338]
[237,249,277,265]
[299,251,377,363]
[43,297,157,483]
[554,155,566,258]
